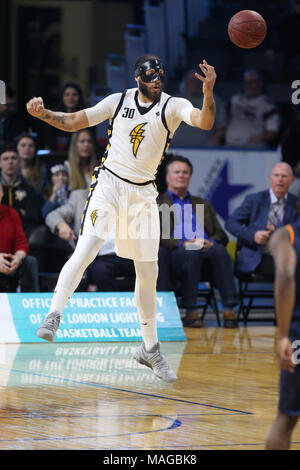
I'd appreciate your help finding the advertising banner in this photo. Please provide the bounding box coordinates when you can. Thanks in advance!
[0,292,186,344]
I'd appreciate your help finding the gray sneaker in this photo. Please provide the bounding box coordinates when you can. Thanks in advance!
[133,342,178,383]
[36,311,61,342]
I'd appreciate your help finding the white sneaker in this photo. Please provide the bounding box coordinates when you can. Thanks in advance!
[133,342,178,383]
[36,311,61,342]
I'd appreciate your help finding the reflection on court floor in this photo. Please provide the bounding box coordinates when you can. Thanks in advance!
[0,342,186,388]
[0,328,300,450]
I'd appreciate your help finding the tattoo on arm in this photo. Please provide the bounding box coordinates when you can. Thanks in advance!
[41,110,76,131]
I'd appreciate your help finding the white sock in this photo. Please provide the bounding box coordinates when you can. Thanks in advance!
[139,318,158,351]
[134,260,158,351]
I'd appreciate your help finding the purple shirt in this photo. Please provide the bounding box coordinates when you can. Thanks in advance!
[167,190,215,246]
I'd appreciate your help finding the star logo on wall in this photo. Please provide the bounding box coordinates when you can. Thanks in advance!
[206,161,252,220]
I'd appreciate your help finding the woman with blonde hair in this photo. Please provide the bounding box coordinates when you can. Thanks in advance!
[66,128,97,190]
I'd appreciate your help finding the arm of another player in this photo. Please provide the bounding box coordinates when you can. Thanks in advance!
[190,60,217,131]
[269,227,297,373]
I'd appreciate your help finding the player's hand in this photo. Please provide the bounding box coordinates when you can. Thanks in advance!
[26,97,45,118]
[195,60,216,96]
[277,337,295,373]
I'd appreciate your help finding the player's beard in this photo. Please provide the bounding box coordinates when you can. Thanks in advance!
[138,80,163,102]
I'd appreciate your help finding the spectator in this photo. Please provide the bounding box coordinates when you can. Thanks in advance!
[55,82,85,152]
[157,155,239,328]
[66,129,97,190]
[0,86,24,147]
[0,144,44,238]
[45,188,135,290]
[225,162,298,280]
[225,69,280,148]
[59,82,85,114]
[42,163,70,219]
[0,181,39,292]
[171,69,226,147]
[16,132,46,193]
[35,82,86,152]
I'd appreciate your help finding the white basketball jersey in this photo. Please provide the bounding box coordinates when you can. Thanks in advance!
[102,88,172,183]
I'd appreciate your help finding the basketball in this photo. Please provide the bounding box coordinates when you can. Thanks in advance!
[228,10,267,49]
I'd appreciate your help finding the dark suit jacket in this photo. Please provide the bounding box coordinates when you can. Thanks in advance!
[225,189,299,272]
[157,192,228,250]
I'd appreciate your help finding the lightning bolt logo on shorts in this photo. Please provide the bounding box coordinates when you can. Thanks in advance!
[130,123,147,157]
[90,210,98,226]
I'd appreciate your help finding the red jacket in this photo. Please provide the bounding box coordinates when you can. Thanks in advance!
[0,203,29,254]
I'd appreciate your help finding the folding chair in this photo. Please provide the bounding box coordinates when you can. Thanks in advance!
[234,241,275,326]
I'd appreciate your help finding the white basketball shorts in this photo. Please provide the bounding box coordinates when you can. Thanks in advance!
[80,167,160,262]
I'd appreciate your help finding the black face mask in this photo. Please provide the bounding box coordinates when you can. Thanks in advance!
[135,59,165,83]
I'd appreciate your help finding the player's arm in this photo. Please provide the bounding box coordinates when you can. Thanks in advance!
[269,227,296,338]
[269,226,297,372]
[26,97,88,132]
[27,94,118,132]
[190,60,217,131]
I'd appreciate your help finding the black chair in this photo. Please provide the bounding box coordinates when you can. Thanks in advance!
[234,241,275,325]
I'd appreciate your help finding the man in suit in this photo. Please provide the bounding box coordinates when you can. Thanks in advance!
[45,189,135,291]
[157,155,239,328]
[225,162,298,280]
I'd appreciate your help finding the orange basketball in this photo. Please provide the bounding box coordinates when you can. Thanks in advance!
[228,10,267,49]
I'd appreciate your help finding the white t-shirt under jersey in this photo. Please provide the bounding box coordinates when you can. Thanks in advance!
[84,88,195,183]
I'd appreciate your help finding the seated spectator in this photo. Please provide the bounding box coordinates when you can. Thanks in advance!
[55,82,86,152]
[34,82,86,152]
[16,132,47,193]
[0,144,44,238]
[225,69,280,148]
[171,68,226,147]
[225,162,298,280]
[0,181,39,292]
[66,129,97,190]
[45,189,135,290]
[157,155,239,328]
[42,163,70,219]
[0,85,25,147]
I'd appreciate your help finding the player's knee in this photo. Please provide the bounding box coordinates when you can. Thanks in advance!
[135,261,158,284]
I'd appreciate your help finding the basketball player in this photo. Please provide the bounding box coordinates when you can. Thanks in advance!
[265,222,300,449]
[26,54,216,383]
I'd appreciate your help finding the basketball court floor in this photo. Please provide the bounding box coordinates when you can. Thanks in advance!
[0,325,299,450]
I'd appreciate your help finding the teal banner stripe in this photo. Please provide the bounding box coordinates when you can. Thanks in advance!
[7,292,186,343]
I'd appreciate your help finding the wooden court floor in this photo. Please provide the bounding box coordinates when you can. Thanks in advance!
[0,325,299,450]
